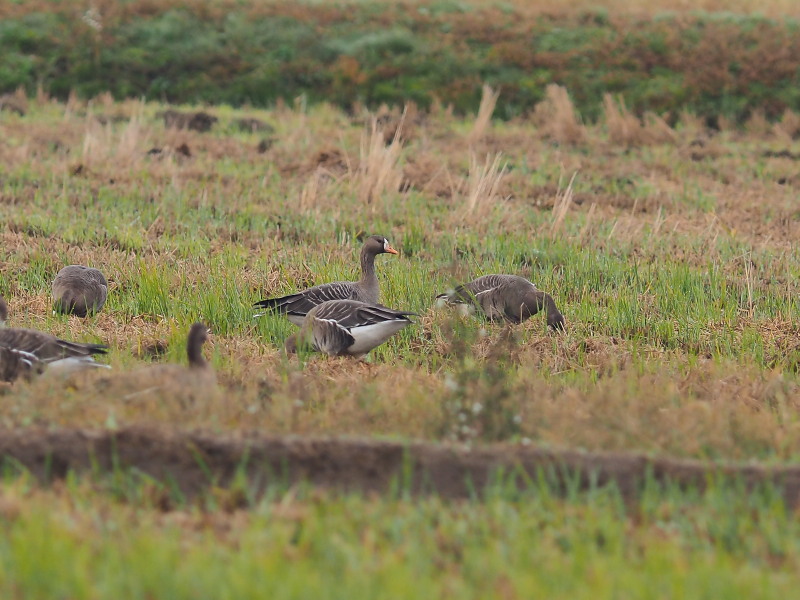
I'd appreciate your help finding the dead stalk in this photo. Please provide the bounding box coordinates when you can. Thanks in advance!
[744,252,755,319]
[579,202,597,243]
[465,152,507,218]
[357,110,406,206]
[469,84,500,142]
[550,171,578,238]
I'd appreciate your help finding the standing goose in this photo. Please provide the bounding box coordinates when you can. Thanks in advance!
[436,274,566,331]
[0,296,109,383]
[285,300,416,358]
[254,235,399,325]
[52,265,108,317]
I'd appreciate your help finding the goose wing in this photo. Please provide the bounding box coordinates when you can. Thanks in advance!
[253,281,358,315]
[307,301,415,356]
[0,328,108,362]
[309,317,357,355]
[312,300,417,329]
[443,275,535,321]
[456,274,528,299]
[0,345,41,382]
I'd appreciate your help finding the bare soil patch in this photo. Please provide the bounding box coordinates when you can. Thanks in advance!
[3,427,800,506]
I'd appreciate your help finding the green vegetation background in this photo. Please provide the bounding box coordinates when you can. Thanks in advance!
[3,1,800,122]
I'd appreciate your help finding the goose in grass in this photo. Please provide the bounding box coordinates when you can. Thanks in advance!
[436,274,566,331]
[109,323,216,401]
[0,296,109,383]
[134,323,215,385]
[284,300,417,358]
[254,235,399,325]
[52,265,108,317]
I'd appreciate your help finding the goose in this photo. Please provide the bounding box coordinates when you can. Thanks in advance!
[0,296,109,382]
[436,274,566,331]
[107,323,216,402]
[254,235,398,325]
[52,265,108,317]
[284,300,416,358]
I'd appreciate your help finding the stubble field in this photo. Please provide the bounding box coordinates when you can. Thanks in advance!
[3,84,800,595]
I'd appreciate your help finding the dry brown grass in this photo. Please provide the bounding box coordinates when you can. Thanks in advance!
[603,95,678,146]
[4,335,800,462]
[532,84,586,145]
[549,172,577,239]
[774,109,800,141]
[603,94,644,147]
[468,84,500,144]
[355,115,406,208]
[460,152,508,221]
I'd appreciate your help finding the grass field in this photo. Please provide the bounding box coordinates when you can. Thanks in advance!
[3,90,800,460]
[3,22,800,592]
[5,0,800,122]
[1,475,799,599]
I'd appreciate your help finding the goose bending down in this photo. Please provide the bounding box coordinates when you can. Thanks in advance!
[0,296,109,383]
[285,300,416,358]
[52,265,108,317]
[254,235,398,325]
[436,274,566,331]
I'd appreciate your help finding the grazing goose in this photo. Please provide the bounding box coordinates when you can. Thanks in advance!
[0,296,109,383]
[52,265,108,317]
[436,274,566,331]
[254,235,398,325]
[284,300,416,358]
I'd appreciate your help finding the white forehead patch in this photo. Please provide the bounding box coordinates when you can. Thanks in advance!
[383,239,389,250]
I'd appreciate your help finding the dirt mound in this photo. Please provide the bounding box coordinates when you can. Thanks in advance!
[1,428,799,505]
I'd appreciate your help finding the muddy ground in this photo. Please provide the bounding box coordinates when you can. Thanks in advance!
[1,427,799,506]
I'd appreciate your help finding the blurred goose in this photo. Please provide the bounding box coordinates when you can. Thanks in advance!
[109,323,216,401]
[52,265,108,317]
[254,235,398,324]
[285,300,416,358]
[0,296,109,382]
[436,274,566,331]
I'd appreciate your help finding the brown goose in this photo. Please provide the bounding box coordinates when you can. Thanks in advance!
[133,322,216,385]
[285,300,416,358]
[136,323,215,382]
[52,265,108,317]
[110,323,216,400]
[254,235,398,325]
[0,296,109,382]
[436,274,566,331]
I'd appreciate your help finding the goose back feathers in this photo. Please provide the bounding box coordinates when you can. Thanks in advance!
[437,274,566,331]
[0,296,109,382]
[52,265,108,317]
[285,300,416,358]
[254,235,398,324]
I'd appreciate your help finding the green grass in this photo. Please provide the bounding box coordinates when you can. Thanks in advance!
[0,474,797,599]
[4,1,800,122]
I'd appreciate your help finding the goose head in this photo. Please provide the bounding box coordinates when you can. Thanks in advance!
[364,235,399,256]
[186,322,210,368]
[547,310,566,332]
